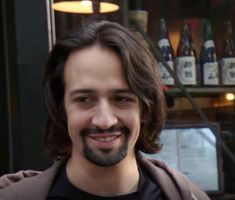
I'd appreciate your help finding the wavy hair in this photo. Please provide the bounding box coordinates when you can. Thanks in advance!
[43,20,166,158]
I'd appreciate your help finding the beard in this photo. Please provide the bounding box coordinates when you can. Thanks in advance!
[80,126,130,167]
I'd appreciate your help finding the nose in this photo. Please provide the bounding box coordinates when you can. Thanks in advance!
[91,100,118,129]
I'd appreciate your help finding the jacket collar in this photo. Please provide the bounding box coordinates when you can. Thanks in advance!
[140,157,192,200]
[0,157,196,200]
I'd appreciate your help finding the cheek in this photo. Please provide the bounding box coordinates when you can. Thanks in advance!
[67,111,89,139]
[132,117,141,140]
[121,111,141,134]
[130,110,142,139]
[123,113,141,152]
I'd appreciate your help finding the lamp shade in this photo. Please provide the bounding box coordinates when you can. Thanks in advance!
[52,0,119,14]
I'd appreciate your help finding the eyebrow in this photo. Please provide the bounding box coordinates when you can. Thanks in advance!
[70,89,134,96]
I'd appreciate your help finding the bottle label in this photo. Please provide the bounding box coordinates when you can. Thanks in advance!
[158,39,170,48]
[204,40,215,49]
[159,61,175,85]
[176,56,197,85]
[221,58,235,85]
[202,62,219,85]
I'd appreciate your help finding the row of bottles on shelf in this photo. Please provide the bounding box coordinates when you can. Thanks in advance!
[157,19,235,87]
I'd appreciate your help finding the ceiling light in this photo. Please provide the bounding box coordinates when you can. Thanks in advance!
[52,0,119,14]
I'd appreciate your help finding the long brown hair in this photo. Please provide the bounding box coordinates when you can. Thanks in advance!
[43,20,166,158]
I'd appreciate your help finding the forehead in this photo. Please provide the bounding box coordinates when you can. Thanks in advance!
[63,44,129,92]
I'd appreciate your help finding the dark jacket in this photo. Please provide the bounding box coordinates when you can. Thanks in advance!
[0,157,210,200]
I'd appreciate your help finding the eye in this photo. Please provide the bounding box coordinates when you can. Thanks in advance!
[73,96,96,108]
[75,96,91,103]
[114,95,136,104]
[115,96,130,102]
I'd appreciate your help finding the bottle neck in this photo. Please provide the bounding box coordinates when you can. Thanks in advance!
[177,23,196,57]
[204,26,213,41]
[181,24,191,46]
[158,19,168,39]
[223,22,235,57]
[203,22,215,51]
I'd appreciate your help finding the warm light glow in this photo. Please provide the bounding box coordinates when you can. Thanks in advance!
[100,2,119,13]
[226,93,235,101]
[52,1,119,14]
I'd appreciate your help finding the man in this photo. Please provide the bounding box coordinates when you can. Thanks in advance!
[0,20,210,200]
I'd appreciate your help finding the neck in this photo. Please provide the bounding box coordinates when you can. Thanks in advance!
[66,153,140,197]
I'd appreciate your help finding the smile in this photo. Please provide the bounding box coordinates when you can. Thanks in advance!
[88,133,122,143]
[91,135,119,143]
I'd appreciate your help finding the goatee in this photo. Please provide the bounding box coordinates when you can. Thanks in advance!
[80,126,130,167]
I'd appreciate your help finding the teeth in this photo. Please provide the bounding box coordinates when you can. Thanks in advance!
[93,136,118,143]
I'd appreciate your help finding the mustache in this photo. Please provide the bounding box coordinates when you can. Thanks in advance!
[80,126,130,136]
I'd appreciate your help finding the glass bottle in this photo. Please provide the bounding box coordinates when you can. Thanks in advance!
[221,20,235,86]
[176,20,197,86]
[128,0,148,33]
[200,20,219,86]
[157,18,175,86]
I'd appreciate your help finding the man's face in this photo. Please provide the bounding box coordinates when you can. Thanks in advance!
[64,45,141,167]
